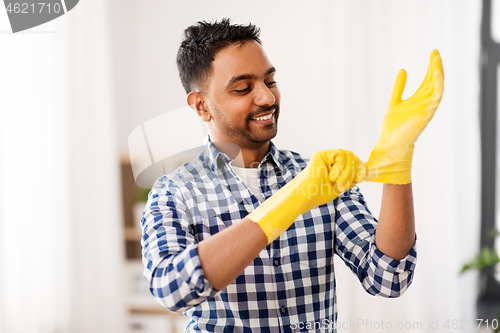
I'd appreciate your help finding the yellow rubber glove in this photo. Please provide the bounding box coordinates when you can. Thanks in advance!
[365,49,444,184]
[247,150,365,243]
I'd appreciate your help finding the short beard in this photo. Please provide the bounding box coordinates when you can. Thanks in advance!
[214,104,279,148]
[244,104,279,143]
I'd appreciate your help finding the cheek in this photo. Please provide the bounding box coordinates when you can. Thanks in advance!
[211,92,237,108]
[211,98,250,123]
[226,97,255,117]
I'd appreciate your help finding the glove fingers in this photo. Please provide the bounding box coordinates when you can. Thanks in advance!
[421,67,444,107]
[389,69,407,107]
[431,69,444,105]
[416,50,442,96]
[336,151,362,195]
[415,53,444,105]
[342,152,366,184]
[329,151,349,195]
[325,150,365,196]
[431,54,444,100]
[415,51,435,93]
[433,52,444,79]
[328,151,346,184]
[337,151,354,185]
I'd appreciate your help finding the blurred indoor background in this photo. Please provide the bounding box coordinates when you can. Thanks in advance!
[0,0,494,332]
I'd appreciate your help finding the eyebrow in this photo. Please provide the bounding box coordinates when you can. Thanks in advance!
[226,67,276,88]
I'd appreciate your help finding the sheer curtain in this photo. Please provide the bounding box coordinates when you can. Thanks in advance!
[0,0,127,332]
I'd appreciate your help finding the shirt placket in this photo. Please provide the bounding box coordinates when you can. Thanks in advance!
[261,161,297,332]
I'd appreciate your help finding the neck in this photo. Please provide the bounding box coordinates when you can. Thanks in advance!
[211,140,270,169]
[237,143,270,168]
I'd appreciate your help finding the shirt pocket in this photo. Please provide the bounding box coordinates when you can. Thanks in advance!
[290,242,330,273]
[286,212,335,273]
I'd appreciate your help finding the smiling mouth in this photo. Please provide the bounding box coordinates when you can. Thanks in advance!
[251,110,275,121]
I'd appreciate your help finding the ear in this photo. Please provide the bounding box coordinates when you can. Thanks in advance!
[187,92,211,122]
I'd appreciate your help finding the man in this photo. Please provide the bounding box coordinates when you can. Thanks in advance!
[141,19,443,332]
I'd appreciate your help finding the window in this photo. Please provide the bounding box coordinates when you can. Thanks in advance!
[479,0,500,319]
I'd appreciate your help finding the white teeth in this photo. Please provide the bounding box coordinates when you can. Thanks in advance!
[252,113,273,121]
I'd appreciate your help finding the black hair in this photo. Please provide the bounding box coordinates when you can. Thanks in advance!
[176,18,262,94]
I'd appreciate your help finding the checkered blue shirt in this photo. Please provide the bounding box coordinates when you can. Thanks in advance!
[141,138,417,332]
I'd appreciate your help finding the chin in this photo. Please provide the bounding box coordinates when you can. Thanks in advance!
[250,129,278,144]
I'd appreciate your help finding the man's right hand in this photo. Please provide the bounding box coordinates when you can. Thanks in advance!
[247,149,365,243]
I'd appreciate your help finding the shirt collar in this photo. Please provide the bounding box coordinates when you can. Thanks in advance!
[202,136,284,174]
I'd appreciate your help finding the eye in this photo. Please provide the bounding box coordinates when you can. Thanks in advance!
[266,81,277,88]
[233,86,251,94]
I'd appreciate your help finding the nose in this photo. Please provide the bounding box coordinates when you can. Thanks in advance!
[254,83,276,107]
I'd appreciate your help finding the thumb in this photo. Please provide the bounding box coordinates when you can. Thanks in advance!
[389,69,407,107]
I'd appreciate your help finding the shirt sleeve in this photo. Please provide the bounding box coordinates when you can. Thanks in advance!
[141,182,219,312]
[334,185,417,298]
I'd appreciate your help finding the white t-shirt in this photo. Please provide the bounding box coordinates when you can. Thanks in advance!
[231,165,265,203]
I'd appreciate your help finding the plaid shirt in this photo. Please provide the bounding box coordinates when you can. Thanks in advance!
[141,138,417,332]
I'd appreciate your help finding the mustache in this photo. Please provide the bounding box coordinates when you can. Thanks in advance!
[246,104,280,120]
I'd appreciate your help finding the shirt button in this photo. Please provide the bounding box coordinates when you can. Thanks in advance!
[274,259,279,266]
[281,307,286,314]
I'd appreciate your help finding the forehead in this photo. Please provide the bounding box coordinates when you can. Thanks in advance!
[210,40,274,85]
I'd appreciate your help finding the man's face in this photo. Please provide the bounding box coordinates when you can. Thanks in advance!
[202,40,280,149]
